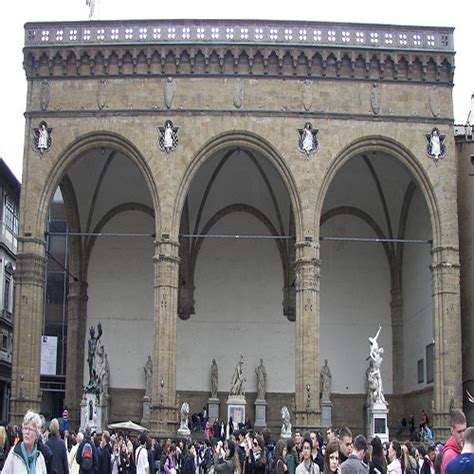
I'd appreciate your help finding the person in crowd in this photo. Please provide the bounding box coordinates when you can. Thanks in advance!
[326,430,337,448]
[246,435,266,474]
[311,432,324,472]
[323,441,340,474]
[420,444,435,474]
[295,431,304,462]
[273,439,288,474]
[99,431,113,474]
[68,432,83,474]
[441,411,467,474]
[118,440,131,474]
[163,444,178,474]
[369,437,386,474]
[287,439,298,474]
[76,426,99,474]
[445,426,474,474]
[46,418,69,474]
[181,444,196,474]
[0,425,11,471]
[2,410,48,474]
[434,445,444,474]
[340,434,368,474]
[400,446,411,474]
[135,434,149,474]
[214,439,236,474]
[338,428,353,465]
[387,441,404,474]
[417,446,427,472]
[296,436,319,474]
[262,429,275,473]
[404,443,418,474]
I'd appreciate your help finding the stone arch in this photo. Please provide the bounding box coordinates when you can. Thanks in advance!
[314,135,440,245]
[35,131,161,240]
[172,130,303,242]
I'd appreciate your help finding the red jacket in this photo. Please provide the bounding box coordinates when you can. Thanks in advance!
[441,436,461,474]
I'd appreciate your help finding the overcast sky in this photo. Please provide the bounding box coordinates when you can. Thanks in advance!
[0,0,472,180]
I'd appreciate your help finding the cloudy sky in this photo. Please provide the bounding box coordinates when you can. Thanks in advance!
[0,0,472,180]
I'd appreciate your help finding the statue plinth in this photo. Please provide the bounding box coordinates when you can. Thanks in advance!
[254,399,267,429]
[141,396,151,427]
[227,395,246,430]
[366,402,389,443]
[321,400,332,427]
[208,397,220,422]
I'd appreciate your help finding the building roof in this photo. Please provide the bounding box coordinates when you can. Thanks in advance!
[0,159,21,197]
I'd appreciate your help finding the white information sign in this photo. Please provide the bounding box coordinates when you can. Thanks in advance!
[41,335,57,375]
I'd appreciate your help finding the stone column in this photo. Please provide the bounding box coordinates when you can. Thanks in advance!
[150,238,180,435]
[390,286,404,394]
[294,241,321,429]
[65,279,88,430]
[431,246,463,439]
[10,240,47,425]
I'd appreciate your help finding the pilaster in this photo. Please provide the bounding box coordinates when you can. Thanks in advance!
[65,280,88,430]
[150,238,180,435]
[430,245,462,439]
[10,244,47,424]
[390,286,404,393]
[294,241,321,429]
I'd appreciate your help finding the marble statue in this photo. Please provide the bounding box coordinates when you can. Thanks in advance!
[255,358,267,400]
[230,354,245,396]
[180,402,190,431]
[96,344,109,397]
[367,325,387,406]
[211,358,218,398]
[144,355,153,399]
[86,323,102,391]
[280,406,292,438]
[320,359,332,402]
[38,123,49,150]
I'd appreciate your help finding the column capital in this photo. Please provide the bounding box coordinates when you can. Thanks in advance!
[15,253,47,287]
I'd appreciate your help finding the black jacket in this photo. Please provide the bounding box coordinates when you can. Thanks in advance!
[46,435,69,474]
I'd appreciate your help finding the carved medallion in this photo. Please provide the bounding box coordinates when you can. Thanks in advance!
[158,120,179,153]
[298,122,319,157]
[425,128,446,164]
[429,86,441,117]
[40,80,50,112]
[371,83,381,115]
[164,77,175,109]
[233,79,244,109]
[33,121,52,155]
[97,79,107,110]
[302,80,313,112]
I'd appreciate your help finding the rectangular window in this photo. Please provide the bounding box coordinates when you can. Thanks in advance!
[426,343,434,384]
[4,195,19,235]
[3,277,10,312]
[417,359,424,383]
[1,334,7,350]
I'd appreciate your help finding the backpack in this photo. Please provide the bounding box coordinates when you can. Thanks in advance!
[264,446,274,474]
[81,441,94,471]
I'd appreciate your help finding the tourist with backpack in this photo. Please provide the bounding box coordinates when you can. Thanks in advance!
[76,427,99,474]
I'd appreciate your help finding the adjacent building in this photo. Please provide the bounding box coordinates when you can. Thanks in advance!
[0,158,19,423]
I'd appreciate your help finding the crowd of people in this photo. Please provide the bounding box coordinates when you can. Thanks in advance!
[0,408,471,474]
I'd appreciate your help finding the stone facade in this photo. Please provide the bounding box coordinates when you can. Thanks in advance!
[11,20,464,437]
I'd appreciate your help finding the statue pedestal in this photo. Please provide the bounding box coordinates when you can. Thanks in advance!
[141,396,151,427]
[254,399,267,429]
[208,398,220,422]
[366,402,389,443]
[80,392,102,432]
[227,395,246,430]
[321,400,332,427]
[177,425,191,436]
